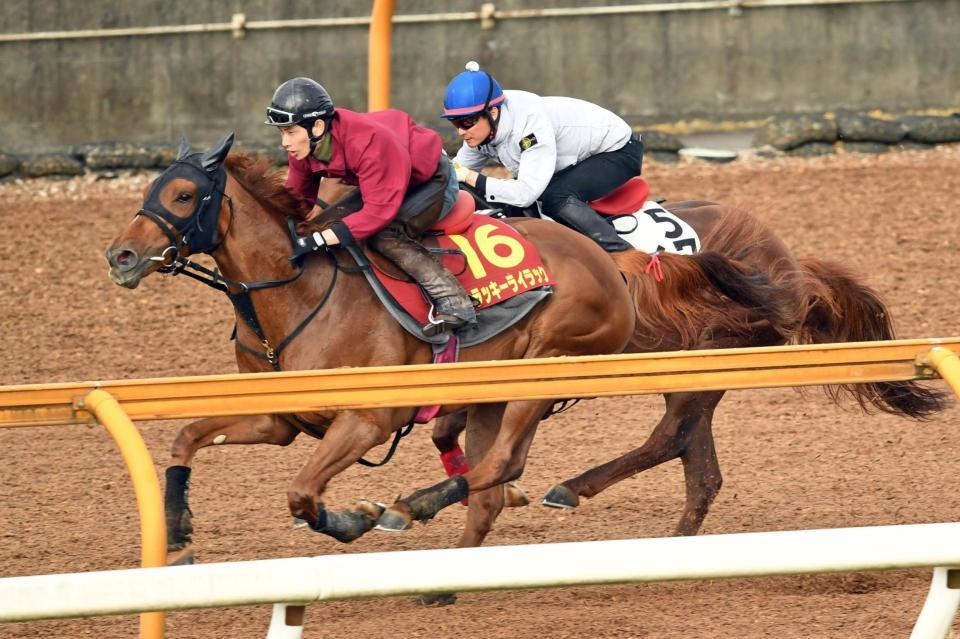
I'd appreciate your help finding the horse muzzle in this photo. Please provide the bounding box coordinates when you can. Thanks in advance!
[105,246,154,289]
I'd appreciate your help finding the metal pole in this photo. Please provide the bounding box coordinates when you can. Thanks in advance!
[265,604,305,639]
[0,0,922,44]
[2,338,958,429]
[3,522,960,622]
[81,390,166,639]
[368,0,396,112]
[911,567,960,639]
[923,347,960,398]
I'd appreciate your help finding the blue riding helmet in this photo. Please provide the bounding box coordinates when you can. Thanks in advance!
[441,61,505,119]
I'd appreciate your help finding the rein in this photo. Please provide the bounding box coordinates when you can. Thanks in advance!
[155,224,410,468]
[126,137,417,466]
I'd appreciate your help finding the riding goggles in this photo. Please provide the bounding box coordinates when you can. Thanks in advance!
[450,115,481,131]
[265,107,327,127]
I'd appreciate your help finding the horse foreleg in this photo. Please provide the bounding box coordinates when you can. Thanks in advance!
[165,414,298,564]
[542,391,725,534]
[378,399,548,532]
[416,404,508,607]
[287,411,390,543]
[458,403,508,545]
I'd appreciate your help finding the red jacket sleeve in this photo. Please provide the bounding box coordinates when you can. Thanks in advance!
[333,130,412,243]
[284,155,321,209]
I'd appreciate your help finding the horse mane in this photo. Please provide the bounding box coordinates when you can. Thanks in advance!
[224,153,307,219]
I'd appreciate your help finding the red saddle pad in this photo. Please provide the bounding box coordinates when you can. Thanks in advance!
[371,196,553,324]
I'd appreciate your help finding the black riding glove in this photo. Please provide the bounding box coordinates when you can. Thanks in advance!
[289,230,327,262]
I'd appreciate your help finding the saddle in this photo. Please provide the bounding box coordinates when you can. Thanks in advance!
[591,177,702,255]
[590,176,651,215]
[344,190,554,347]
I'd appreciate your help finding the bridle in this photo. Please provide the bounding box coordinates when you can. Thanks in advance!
[134,156,320,363]
[133,159,409,466]
[135,156,233,263]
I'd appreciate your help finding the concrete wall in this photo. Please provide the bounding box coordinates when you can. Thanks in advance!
[1,0,957,153]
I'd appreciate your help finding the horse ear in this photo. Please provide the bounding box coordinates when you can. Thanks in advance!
[176,135,190,161]
[200,132,235,172]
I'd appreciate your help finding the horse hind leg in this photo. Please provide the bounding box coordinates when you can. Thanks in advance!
[543,391,725,536]
[378,399,546,532]
[675,403,723,536]
[166,414,298,565]
[433,410,530,508]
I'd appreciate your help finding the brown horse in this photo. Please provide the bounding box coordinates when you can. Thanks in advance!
[431,199,946,538]
[104,134,793,568]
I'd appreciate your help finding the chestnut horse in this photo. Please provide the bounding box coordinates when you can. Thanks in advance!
[105,134,794,567]
[431,199,946,538]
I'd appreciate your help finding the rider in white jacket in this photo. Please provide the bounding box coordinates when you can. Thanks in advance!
[442,61,643,252]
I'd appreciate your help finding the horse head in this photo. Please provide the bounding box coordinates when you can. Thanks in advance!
[105,132,235,288]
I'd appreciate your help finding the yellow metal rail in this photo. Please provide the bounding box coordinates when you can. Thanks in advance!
[2,338,959,429]
[3,337,960,639]
[925,347,960,398]
[81,391,166,639]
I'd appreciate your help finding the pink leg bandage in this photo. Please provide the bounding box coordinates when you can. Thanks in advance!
[440,446,470,505]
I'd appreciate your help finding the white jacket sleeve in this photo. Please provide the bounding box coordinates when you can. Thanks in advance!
[483,117,557,208]
[454,143,488,172]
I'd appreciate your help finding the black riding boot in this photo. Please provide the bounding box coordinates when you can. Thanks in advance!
[374,232,477,336]
[553,196,634,253]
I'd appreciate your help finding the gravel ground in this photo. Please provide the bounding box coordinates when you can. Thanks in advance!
[1,144,959,638]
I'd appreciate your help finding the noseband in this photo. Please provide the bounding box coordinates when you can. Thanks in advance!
[130,154,410,467]
[135,157,232,265]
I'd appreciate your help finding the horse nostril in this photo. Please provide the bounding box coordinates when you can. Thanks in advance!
[110,248,139,270]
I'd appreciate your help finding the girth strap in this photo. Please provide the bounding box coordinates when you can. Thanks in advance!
[289,413,414,468]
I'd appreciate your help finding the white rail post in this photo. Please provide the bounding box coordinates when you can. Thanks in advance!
[910,567,960,639]
[265,603,304,639]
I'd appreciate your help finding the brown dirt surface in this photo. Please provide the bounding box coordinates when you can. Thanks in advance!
[2,146,960,638]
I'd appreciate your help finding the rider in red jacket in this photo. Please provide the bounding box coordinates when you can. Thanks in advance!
[266,77,476,336]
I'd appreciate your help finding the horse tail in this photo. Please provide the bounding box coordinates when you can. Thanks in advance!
[612,250,798,349]
[795,257,946,419]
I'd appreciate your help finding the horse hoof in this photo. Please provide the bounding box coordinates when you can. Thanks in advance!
[541,484,579,509]
[310,508,378,543]
[292,517,309,530]
[167,547,195,566]
[356,500,387,519]
[504,482,530,508]
[415,592,458,606]
[375,508,412,532]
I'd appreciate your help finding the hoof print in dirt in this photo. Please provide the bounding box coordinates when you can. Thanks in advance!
[416,593,458,607]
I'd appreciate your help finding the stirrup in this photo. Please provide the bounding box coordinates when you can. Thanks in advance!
[422,305,469,337]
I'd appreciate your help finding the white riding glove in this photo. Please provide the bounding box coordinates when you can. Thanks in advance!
[452,160,471,183]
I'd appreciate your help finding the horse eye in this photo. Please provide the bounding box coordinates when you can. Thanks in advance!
[176,192,193,203]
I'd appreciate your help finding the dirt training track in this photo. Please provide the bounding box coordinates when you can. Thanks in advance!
[1,146,960,639]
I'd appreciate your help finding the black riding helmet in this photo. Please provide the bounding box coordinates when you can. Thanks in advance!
[265,77,335,148]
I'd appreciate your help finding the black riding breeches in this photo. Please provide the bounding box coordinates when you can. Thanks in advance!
[539,134,644,217]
